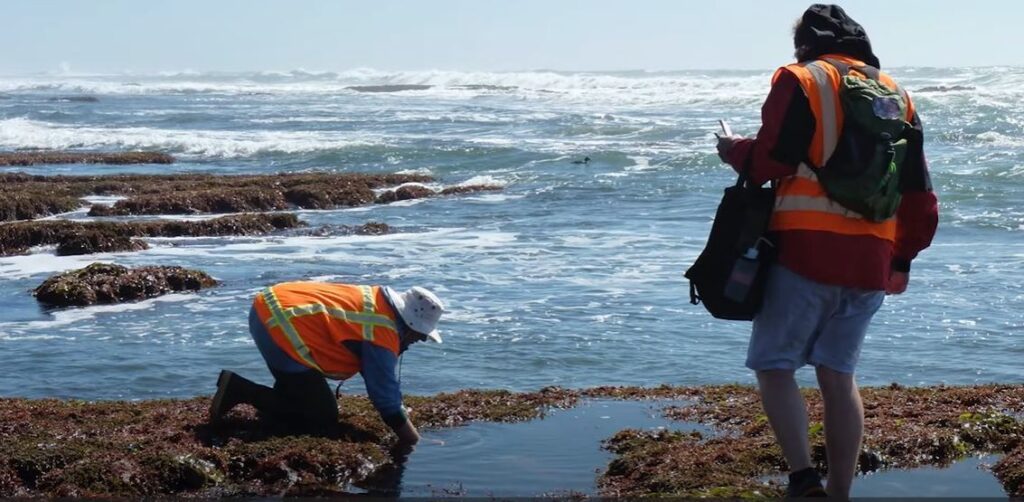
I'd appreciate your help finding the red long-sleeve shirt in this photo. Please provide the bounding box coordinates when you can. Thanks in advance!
[724,69,938,290]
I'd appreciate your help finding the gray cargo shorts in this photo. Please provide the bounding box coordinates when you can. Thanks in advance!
[746,265,885,374]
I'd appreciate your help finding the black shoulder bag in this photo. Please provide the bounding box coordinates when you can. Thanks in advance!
[684,160,776,321]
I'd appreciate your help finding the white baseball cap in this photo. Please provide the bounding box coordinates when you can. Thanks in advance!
[388,286,445,343]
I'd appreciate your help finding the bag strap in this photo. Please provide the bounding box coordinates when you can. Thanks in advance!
[822,57,880,82]
[733,153,774,253]
[734,148,755,188]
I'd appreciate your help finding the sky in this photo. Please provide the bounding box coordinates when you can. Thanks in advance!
[2,0,1021,74]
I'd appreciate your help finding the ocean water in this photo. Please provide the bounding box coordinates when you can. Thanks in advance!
[0,68,1022,400]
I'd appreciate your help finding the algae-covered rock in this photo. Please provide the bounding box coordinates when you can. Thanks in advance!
[0,387,588,497]
[355,222,390,235]
[2,171,441,218]
[0,151,173,166]
[439,184,504,196]
[0,192,82,222]
[56,231,149,256]
[283,184,376,209]
[33,263,218,307]
[592,384,1024,497]
[994,444,1024,497]
[0,213,304,256]
[375,184,503,204]
[90,188,290,216]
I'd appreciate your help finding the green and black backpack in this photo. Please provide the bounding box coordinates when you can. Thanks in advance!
[817,59,911,222]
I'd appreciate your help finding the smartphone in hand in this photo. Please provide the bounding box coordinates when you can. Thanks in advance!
[715,119,733,138]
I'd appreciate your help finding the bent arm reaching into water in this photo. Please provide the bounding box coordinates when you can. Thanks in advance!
[361,341,421,444]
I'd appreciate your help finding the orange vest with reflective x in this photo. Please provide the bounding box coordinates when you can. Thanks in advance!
[252,282,401,379]
[769,54,917,242]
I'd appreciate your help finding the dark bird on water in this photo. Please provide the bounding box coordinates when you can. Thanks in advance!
[571,156,591,165]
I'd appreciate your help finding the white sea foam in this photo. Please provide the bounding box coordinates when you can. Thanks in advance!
[458,175,508,187]
[0,117,385,158]
[81,195,127,205]
[0,294,194,338]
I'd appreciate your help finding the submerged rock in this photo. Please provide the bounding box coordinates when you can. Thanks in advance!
[0,213,304,256]
[48,96,101,103]
[0,151,173,166]
[375,184,502,204]
[33,263,218,307]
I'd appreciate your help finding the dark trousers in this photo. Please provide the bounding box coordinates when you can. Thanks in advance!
[238,368,339,434]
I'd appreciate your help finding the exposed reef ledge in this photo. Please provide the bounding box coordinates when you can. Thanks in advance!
[0,151,174,166]
[1,385,1022,497]
[34,263,218,307]
[592,384,1024,498]
[0,388,577,497]
[0,213,303,256]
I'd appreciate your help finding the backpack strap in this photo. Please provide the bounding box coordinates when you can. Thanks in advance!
[822,57,880,81]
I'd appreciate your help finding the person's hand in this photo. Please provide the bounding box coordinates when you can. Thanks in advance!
[886,271,909,295]
[716,134,743,163]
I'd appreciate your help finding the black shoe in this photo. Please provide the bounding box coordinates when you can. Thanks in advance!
[210,370,243,423]
[786,467,827,498]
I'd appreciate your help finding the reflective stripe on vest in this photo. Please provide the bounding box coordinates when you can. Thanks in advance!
[805,61,841,165]
[260,286,321,371]
[260,285,398,376]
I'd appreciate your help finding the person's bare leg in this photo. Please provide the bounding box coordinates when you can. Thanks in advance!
[756,369,812,472]
[816,365,863,499]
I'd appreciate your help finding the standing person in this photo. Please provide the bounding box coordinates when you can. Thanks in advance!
[209,281,446,446]
[715,4,938,498]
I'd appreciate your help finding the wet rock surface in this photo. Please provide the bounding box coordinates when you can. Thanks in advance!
[33,263,218,307]
[995,444,1024,496]
[0,388,578,497]
[1,172,499,219]
[2,385,1021,497]
[0,192,82,222]
[0,213,303,256]
[591,384,1024,497]
[88,188,291,216]
[375,184,503,204]
[305,222,392,237]
[0,151,173,166]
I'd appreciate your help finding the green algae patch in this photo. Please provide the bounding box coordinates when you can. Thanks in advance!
[0,388,583,497]
[592,384,1024,497]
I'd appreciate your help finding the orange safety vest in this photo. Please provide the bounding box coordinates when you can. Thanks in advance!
[769,54,916,242]
[252,282,401,379]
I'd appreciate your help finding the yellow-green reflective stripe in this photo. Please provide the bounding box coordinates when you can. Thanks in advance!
[360,286,375,341]
[277,303,396,332]
[261,287,322,371]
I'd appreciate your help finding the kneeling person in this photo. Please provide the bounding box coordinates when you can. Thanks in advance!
[210,281,445,444]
